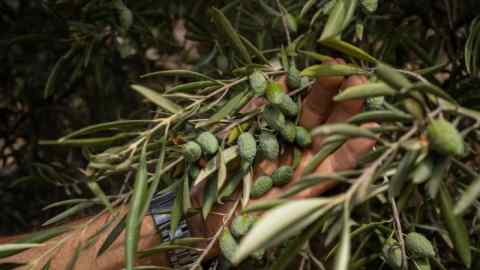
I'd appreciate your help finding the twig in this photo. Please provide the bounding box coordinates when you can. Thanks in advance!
[390,196,407,270]
[188,198,240,270]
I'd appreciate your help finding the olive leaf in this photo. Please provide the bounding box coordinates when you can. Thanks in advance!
[320,38,377,62]
[125,143,148,270]
[232,199,331,264]
[438,184,472,268]
[193,146,239,186]
[333,203,351,270]
[210,7,252,64]
[301,64,366,77]
[334,83,396,101]
[454,176,480,215]
[197,89,252,128]
[311,123,378,140]
[131,84,182,114]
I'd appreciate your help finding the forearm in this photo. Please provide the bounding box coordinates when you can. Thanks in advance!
[0,207,169,270]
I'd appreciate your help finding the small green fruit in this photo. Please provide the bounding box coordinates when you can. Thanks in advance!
[219,228,238,263]
[230,214,255,238]
[287,65,302,89]
[272,165,294,186]
[238,132,257,164]
[427,119,464,156]
[278,94,298,116]
[266,81,284,105]
[251,176,273,198]
[263,105,286,130]
[383,240,402,270]
[183,141,202,162]
[249,70,267,96]
[259,133,279,160]
[405,232,435,258]
[196,131,219,155]
[280,121,297,142]
[295,126,312,147]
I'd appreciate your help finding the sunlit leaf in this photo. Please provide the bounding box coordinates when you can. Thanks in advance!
[131,84,182,114]
[125,143,149,270]
[319,38,377,62]
[301,64,366,77]
[210,8,252,64]
[438,184,471,268]
[194,146,239,186]
[233,199,331,263]
[454,176,480,215]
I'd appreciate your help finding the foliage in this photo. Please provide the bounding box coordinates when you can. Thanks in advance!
[2,0,480,270]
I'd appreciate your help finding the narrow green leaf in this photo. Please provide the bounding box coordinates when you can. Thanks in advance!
[348,110,413,124]
[334,83,396,101]
[218,170,247,201]
[197,90,252,128]
[202,176,218,219]
[0,244,43,258]
[233,199,330,264]
[170,181,184,236]
[131,85,181,114]
[210,7,252,64]
[217,145,227,191]
[166,81,220,93]
[40,133,134,147]
[44,47,76,98]
[42,202,95,226]
[242,170,253,208]
[0,263,25,270]
[438,184,472,268]
[454,176,480,215]
[300,0,318,18]
[125,143,149,270]
[139,124,169,218]
[97,214,127,257]
[311,123,378,140]
[0,225,70,258]
[302,137,346,176]
[299,50,334,62]
[390,150,419,197]
[319,0,347,41]
[138,238,205,258]
[140,69,216,81]
[427,158,449,199]
[334,203,351,270]
[59,120,152,141]
[87,181,113,213]
[194,146,239,186]
[407,82,456,104]
[319,38,377,63]
[301,64,366,77]
[242,199,288,213]
[239,34,270,64]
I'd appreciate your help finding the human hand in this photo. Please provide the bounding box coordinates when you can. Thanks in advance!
[189,59,376,250]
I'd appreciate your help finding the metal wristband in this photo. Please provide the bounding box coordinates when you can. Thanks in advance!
[149,191,218,269]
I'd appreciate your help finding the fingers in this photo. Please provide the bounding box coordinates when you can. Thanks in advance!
[311,74,368,151]
[331,122,378,171]
[327,75,368,123]
[299,59,346,129]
